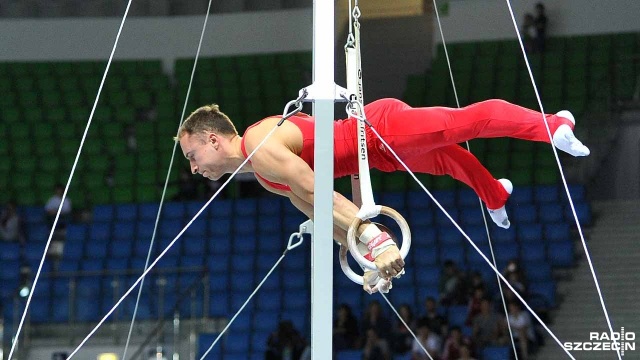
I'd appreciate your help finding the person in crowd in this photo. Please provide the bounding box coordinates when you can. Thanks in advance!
[417,296,447,336]
[534,2,548,52]
[439,260,468,306]
[456,343,477,360]
[521,13,537,53]
[0,201,23,243]
[363,328,392,360]
[361,301,392,344]
[333,303,359,351]
[472,298,506,354]
[391,304,416,354]
[465,286,485,326]
[411,324,442,360]
[44,184,72,228]
[507,301,536,360]
[265,320,307,360]
[441,326,472,360]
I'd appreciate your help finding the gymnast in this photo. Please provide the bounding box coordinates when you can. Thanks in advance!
[175,98,589,281]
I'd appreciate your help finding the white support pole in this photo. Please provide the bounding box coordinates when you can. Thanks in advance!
[311,0,335,359]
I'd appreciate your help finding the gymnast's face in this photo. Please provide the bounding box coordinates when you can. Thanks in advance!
[179,131,226,181]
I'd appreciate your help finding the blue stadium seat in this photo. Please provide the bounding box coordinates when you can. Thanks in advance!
[490,226,517,244]
[133,240,155,258]
[417,286,440,304]
[0,242,20,261]
[115,203,137,221]
[523,261,552,282]
[26,223,51,243]
[482,346,512,360]
[183,235,207,256]
[187,219,207,239]
[30,295,50,323]
[234,199,257,216]
[160,219,183,239]
[414,265,440,286]
[380,192,406,210]
[256,290,281,311]
[234,234,258,253]
[258,196,282,216]
[85,240,108,259]
[544,223,570,242]
[198,333,223,359]
[432,190,456,208]
[407,191,430,211]
[51,297,70,322]
[513,204,537,223]
[281,309,307,332]
[163,202,185,220]
[408,211,434,228]
[231,254,254,272]
[229,309,253,332]
[413,245,438,266]
[257,234,285,254]
[253,311,280,332]
[465,225,489,244]
[438,227,464,245]
[89,222,111,242]
[231,272,254,292]
[52,278,71,296]
[510,186,533,204]
[465,242,492,268]
[206,256,228,273]
[457,188,480,207]
[156,254,179,269]
[22,206,45,225]
[251,331,270,354]
[565,202,592,225]
[495,243,519,263]
[185,201,208,218]
[136,220,155,240]
[529,281,557,308]
[58,260,79,272]
[234,217,257,236]
[547,240,574,267]
[113,221,136,241]
[139,203,160,220]
[64,223,88,244]
[209,199,233,218]
[517,224,542,243]
[439,244,465,265]
[208,217,232,237]
[256,253,278,272]
[76,276,101,297]
[209,296,229,316]
[282,272,306,291]
[209,234,232,255]
[447,305,468,327]
[565,184,585,202]
[283,253,306,271]
[388,287,416,308]
[460,207,485,227]
[283,293,309,310]
[92,204,114,223]
[535,185,559,203]
[434,208,459,227]
[105,258,128,271]
[520,242,546,263]
[258,214,282,234]
[0,259,20,280]
[538,203,564,223]
[110,239,133,258]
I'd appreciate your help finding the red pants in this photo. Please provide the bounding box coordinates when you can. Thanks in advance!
[364,98,573,209]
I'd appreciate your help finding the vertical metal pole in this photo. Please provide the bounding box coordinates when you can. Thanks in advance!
[311,1,335,359]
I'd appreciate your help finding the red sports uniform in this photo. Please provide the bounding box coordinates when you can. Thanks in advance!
[241,98,573,210]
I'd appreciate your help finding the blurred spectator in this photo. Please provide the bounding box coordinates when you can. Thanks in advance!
[502,259,527,302]
[125,124,137,152]
[472,298,506,353]
[362,328,391,360]
[411,324,441,360]
[534,2,548,52]
[456,343,477,360]
[361,301,392,343]
[465,286,485,326]
[391,304,416,354]
[417,297,447,336]
[0,201,23,243]
[439,260,468,306]
[507,301,536,360]
[44,184,72,228]
[521,13,536,53]
[441,326,472,360]
[333,303,359,351]
[265,320,307,360]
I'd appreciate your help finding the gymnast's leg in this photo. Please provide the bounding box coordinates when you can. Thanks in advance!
[391,144,514,228]
[379,98,589,157]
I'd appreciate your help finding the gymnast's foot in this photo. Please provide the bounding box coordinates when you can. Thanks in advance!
[488,178,513,229]
[553,110,590,157]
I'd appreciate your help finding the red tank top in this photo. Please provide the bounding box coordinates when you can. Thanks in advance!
[240,114,367,192]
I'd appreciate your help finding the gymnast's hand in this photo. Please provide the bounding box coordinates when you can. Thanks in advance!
[363,270,392,294]
[374,244,404,280]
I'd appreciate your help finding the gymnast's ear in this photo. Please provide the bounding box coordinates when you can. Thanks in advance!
[207,131,220,149]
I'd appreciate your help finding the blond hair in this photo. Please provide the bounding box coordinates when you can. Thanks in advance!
[174,104,238,141]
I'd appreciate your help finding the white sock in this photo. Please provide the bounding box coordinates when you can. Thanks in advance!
[553,111,590,157]
[488,178,512,229]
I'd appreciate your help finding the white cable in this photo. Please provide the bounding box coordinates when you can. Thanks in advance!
[66,122,284,359]
[430,0,519,356]
[501,1,620,359]
[120,1,214,359]
[198,252,288,359]
[367,125,576,359]
[6,1,134,359]
[379,292,433,360]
